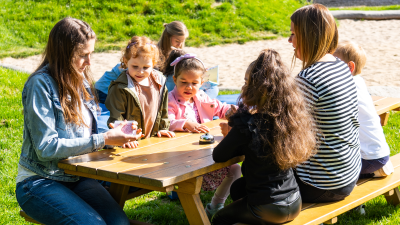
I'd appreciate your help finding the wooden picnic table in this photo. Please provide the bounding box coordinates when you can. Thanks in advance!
[58,119,242,225]
[56,95,400,225]
[372,96,400,126]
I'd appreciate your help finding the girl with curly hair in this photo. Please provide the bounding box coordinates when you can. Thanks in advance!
[211,49,316,224]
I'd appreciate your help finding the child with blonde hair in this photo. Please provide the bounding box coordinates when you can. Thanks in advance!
[106,36,175,147]
[334,41,393,179]
[158,21,189,61]
[167,53,241,218]
[95,21,189,104]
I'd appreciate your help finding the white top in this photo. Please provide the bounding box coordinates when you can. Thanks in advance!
[16,102,94,183]
[353,75,390,160]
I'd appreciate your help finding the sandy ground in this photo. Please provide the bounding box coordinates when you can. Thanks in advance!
[2,19,400,96]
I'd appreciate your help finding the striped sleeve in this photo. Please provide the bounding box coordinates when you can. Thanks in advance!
[295,59,361,190]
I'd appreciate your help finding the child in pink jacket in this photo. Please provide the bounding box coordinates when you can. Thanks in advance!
[167,53,241,219]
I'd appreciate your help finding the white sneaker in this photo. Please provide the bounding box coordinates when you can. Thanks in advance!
[374,159,394,177]
[353,204,366,215]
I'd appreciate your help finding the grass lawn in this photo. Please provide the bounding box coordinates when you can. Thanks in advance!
[1,67,400,224]
[330,5,400,11]
[0,0,307,59]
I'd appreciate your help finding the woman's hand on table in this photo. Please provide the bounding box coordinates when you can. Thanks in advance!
[184,121,210,133]
[157,130,176,138]
[104,120,143,146]
[219,122,232,137]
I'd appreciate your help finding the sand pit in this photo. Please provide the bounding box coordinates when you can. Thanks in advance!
[2,19,400,96]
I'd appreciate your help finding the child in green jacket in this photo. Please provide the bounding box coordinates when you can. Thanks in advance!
[106,36,175,148]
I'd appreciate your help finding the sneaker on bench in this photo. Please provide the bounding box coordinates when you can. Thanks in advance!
[374,159,394,177]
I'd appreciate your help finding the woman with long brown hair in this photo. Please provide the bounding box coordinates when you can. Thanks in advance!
[15,18,139,224]
[289,4,361,203]
[211,49,316,224]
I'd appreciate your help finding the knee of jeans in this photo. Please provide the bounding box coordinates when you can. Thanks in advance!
[227,164,242,179]
[108,215,130,225]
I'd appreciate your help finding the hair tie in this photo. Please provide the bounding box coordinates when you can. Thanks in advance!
[170,53,205,67]
[127,42,136,49]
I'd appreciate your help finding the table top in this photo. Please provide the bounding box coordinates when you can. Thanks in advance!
[371,96,400,115]
[58,119,243,188]
[59,96,400,188]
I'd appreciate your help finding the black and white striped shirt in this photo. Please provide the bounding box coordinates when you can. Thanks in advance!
[296,58,361,190]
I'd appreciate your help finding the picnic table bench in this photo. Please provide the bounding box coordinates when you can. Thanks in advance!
[20,96,400,225]
[372,96,400,126]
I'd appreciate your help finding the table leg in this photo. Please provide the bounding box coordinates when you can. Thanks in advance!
[174,176,210,225]
[177,192,210,225]
[109,183,130,208]
[380,112,390,126]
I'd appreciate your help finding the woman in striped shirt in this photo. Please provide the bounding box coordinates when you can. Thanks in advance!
[289,4,361,202]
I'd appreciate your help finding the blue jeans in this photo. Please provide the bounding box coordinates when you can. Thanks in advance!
[359,155,389,178]
[16,176,129,225]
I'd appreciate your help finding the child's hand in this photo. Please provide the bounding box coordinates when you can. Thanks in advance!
[225,105,237,120]
[157,130,176,138]
[184,121,210,133]
[122,141,139,149]
[219,122,232,137]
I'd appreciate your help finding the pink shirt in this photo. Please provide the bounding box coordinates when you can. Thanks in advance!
[168,88,232,131]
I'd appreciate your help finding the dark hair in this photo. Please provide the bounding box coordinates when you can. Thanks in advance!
[161,49,186,76]
[238,49,316,170]
[33,17,96,126]
[173,58,206,79]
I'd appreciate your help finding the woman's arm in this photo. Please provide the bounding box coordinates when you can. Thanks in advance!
[213,125,250,162]
[23,76,105,162]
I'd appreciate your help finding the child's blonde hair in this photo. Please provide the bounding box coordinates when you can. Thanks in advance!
[157,21,189,60]
[121,36,160,68]
[334,41,367,75]
[291,4,338,69]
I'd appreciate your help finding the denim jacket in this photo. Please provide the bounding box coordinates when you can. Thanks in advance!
[19,65,105,182]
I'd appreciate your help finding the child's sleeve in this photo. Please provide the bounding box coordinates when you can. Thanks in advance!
[168,98,187,132]
[158,86,171,131]
[211,98,233,119]
[105,84,127,128]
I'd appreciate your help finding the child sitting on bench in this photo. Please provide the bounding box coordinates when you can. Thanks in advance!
[334,40,394,178]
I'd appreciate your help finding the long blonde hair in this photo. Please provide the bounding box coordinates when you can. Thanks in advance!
[291,4,338,69]
[32,17,97,127]
[157,21,189,61]
[239,49,317,170]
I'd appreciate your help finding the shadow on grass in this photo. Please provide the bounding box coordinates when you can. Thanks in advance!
[123,189,228,225]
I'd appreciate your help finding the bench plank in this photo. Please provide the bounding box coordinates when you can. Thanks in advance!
[373,97,400,115]
[287,163,400,224]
